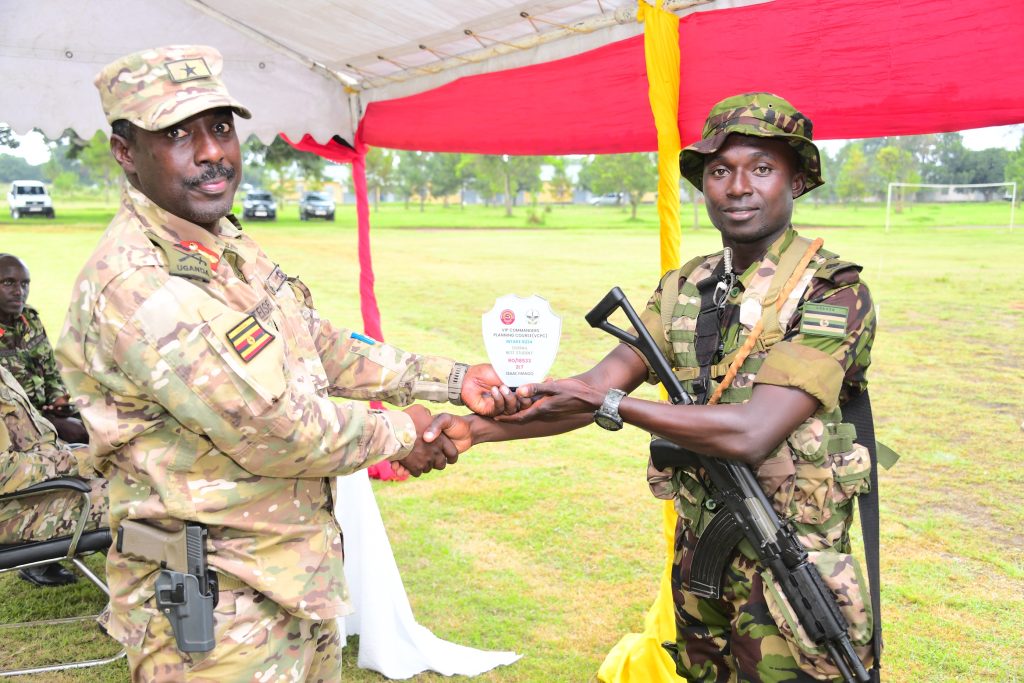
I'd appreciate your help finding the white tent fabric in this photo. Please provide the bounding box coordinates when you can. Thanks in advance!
[0,0,767,143]
[335,470,521,678]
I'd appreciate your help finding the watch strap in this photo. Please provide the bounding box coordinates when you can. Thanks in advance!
[448,362,469,406]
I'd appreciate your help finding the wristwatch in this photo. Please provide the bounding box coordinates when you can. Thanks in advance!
[448,362,469,406]
[593,388,626,431]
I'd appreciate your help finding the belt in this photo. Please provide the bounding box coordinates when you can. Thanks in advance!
[213,571,248,592]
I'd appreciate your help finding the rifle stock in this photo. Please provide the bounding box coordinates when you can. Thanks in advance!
[588,287,869,683]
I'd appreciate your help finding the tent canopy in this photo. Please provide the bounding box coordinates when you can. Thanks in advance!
[4,0,1022,152]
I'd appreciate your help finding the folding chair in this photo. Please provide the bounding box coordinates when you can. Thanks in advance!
[0,477,126,677]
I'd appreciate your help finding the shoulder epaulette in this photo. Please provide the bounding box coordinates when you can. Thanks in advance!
[813,257,862,283]
[145,233,212,282]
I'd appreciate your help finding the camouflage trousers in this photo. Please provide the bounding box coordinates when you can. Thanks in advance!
[0,464,108,543]
[666,519,836,683]
[128,587,342,682]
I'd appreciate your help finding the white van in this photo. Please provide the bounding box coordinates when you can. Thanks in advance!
[7,180,55,219]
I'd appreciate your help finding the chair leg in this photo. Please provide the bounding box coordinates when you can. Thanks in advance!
[0,556,124,677]
[0,649,126,678]
[71,556,110,597]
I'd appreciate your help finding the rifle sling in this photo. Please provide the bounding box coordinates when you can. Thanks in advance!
[692,261,727,403]
[841,390,883,680]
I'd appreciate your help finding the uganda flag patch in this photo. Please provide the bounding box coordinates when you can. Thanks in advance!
[800,303,849,338]
[227,315,274,362]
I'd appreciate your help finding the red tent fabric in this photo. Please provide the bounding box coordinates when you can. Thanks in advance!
[287,133,408,481]
[359,0,1024,154]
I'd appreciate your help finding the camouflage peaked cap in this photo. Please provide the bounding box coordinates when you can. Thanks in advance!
[680,92,823,197]
[94,45,251,132]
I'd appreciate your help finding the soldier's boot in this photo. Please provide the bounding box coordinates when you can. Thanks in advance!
[18,563,78,587]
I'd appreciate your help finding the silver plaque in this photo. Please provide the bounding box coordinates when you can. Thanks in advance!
[482,294,561,387]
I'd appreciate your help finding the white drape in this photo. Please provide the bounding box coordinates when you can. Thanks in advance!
[335,469,521,679]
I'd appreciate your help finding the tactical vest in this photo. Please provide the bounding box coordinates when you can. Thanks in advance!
[658,235,872,552]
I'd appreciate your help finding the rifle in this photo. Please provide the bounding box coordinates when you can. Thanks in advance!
[585,286,870,683]
[116,520,218,652]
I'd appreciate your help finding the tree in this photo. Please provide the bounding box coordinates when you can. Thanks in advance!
[364,147,395,212]
[79,131,121,203]
[874,145,918,212]
[0,154,44,183]
[426,153,462,207]
[578,153,658,219]
[244,136,327,201]
[461,155,543,217]
[0,125,21,150]
[1005,137,1024,206]
[835,144,869,205]
[959,148,1009,198]
[547,157,573,204]
[395,151,430,211]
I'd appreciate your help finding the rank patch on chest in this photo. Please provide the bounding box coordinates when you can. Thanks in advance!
[227,315,275,362]
[799,303,849,338]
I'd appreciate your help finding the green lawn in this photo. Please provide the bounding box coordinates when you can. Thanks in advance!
[1,199,1021,682]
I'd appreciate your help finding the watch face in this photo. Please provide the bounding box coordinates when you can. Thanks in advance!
[595,413,623,431]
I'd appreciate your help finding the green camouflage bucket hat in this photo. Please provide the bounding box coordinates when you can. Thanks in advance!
[95,45,252,132]
[680,92,823,196]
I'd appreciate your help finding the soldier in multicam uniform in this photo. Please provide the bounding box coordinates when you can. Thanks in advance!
[56,45,518,682]
[1,364,107,586]
[431,93,877,682]
[0,254,89,444]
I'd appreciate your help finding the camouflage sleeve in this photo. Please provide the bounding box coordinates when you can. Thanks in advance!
[26,310,69,406]
[755,272,875,412]
[286,279,454,404]
[622,270,677,384]
[108,272,417,479]
[0,415,76,495]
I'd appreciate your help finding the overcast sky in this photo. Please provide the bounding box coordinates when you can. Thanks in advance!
[3,123,1022,166]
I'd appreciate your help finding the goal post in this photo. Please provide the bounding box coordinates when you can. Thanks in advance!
[885,181,1017,232]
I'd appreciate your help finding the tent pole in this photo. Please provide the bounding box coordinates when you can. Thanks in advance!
[598,3,683,680]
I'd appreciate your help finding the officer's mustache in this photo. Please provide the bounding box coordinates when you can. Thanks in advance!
[184,163,236,188]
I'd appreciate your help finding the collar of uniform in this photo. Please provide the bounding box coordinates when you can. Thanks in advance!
[0,308,33,334]
[734,226,798,291]
[123,182,231,268]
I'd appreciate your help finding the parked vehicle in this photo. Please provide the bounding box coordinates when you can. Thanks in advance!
[242,189,277,220]
[299,191,336,221]
[589,192,622,206]
[7,180,55,219]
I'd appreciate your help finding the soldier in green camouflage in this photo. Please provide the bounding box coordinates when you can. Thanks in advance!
[57,44,520,682]
[428,93,877,682]
[0,254,89,444]
[1,364,107,586]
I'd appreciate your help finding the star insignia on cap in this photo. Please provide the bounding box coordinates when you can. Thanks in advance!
[166,57,212,83]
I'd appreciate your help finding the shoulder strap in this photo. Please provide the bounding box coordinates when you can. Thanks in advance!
[660,255,705,334]
[759,235,816,348]
[842,390,883,682]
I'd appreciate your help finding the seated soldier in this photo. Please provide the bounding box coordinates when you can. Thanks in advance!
[0,365,107,586]
[0,254,89,444]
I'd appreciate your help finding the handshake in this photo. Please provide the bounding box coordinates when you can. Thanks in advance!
[392,363,603,478]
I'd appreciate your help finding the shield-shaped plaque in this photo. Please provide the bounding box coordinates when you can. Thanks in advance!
[482,294,561,387]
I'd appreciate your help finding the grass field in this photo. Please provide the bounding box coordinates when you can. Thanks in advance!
[1,198,1021,682]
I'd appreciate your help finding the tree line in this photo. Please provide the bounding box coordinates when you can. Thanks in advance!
[2,125,1022,209]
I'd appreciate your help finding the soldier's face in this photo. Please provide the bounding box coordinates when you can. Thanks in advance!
[0,260,30,320]
[113,108,241,233]
[702,135,805,251]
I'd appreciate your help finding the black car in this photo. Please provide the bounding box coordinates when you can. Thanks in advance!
[242,190,277,220]
[299,191,336,221]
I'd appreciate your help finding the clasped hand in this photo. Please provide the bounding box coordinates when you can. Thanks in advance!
[394,363,527,477]
[497,378,604,424]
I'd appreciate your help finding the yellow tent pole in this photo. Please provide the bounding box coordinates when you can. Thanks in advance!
[598,2,683,681]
